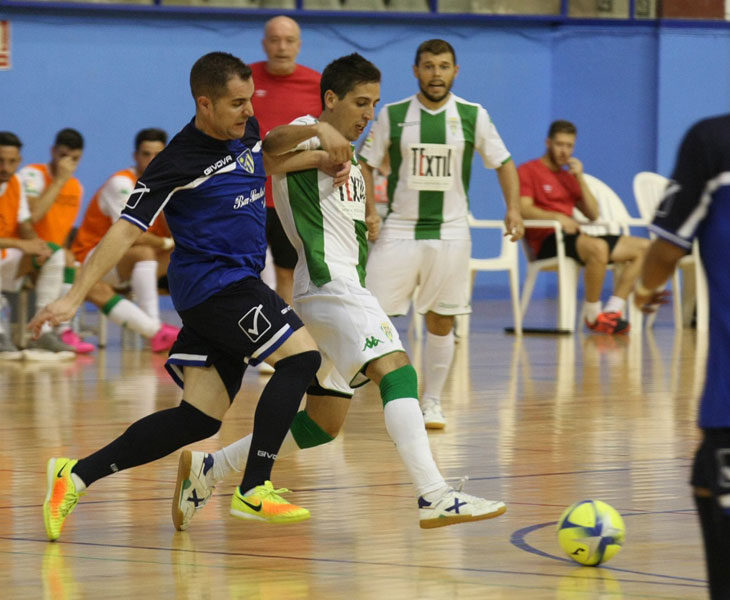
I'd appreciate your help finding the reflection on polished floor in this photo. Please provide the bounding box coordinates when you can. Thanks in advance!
[0,300,710,599]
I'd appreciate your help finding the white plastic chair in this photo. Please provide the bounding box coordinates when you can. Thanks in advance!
[520,173,645,333]
[632,171,708,332]
[463,215,522,336]
[410,213,522,339]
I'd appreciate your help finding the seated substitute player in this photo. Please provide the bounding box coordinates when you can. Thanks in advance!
[172,53,507,532]
[71,128,179,352]
[518,120,649,334]
[19,128,90,353]
[633,114,730,600]
[31,51,356,541]
[0,131,72,359]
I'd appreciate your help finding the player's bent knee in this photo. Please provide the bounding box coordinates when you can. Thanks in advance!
[379,364,418,406]
[273,349,321,378]
[291,409,336,448]
[177,400,222,442]
[365,350,410,383]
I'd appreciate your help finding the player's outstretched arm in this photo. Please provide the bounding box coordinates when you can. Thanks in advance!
[264,149,351,190]
[28,219,143,337]
[264,122,352,164]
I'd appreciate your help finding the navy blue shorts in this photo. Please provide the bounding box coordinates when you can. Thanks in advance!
[165,276,303,402]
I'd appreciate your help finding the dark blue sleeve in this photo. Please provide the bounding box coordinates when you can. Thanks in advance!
[650,120,715,250]
[120,153,189,231]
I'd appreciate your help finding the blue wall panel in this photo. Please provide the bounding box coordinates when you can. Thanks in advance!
[1,9,728,308]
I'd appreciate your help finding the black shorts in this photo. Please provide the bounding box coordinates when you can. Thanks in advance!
[165,277,303,402]
[266,207,297,270]
[536,233,621,264]
[692,429,730,509]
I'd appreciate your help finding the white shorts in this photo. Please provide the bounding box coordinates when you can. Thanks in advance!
[366,238,472,317]
[0,248,25,292]
[293,278,405,396]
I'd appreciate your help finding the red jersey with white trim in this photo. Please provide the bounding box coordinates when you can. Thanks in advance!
[250,61,321,208]
[518,158,583,257]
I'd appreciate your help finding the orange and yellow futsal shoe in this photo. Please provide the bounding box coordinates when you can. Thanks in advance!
[230,481,310,524]
[43,458,84,541]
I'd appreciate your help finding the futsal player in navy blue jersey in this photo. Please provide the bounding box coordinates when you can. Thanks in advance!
[634,114,730,600]
[31,51,354,541]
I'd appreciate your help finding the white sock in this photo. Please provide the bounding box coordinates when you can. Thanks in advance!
[35,249,64,311]
[210,430,300,485]
[106,297,160,338]
[383,397,447,497]
[131,260,160,326]
[56,281,74,333]
[603,295,626,315]
[422,331,455,404]
[584,300,602,323]
[71,472,87,492]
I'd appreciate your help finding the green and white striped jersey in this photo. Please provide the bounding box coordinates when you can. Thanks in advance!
[360,94,511,240]
[271,115,369,296]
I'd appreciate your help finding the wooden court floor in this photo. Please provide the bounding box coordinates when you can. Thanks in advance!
[0,299,710,599]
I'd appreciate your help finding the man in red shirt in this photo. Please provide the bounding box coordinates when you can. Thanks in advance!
[518,120,649,334]
[251,16,321,306]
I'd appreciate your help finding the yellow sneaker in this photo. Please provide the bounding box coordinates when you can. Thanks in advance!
[230,481,310,524]
[43,458,84,541]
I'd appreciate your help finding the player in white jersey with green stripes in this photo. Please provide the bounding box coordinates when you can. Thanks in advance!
[173,53,507,530]
[359,39,523,429]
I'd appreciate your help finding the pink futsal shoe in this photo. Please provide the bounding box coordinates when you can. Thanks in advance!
[150,323,180,353]
[60,329,95,354]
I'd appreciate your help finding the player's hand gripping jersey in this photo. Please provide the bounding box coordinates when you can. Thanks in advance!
[120,118,267,311]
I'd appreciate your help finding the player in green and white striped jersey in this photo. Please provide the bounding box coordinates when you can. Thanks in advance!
[174,54,507,531]
[359,39,524,429]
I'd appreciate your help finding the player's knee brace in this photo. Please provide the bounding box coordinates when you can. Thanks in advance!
[290,410,335,448]
[273,349,321,382]
[176,400,222,443]
[379,364,418,406]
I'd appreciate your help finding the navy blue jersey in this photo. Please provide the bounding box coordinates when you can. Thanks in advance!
[121,118,267,311]
[651,114,730,428]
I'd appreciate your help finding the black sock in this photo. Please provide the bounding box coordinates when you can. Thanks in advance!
[240,350,320,493]
[695,494,730,600]
[73,400,221,487]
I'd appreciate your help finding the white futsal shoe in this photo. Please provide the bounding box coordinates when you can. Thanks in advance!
[172,450,216,530]
[419,478,506,529]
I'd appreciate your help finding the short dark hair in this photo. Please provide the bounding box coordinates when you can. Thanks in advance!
[135,128,167,151]
[548,120,577,138]
[320,53,381,109]
[190,52,252,101]
[415,39,457,66]
[54,128,84,150]
[0,131,22,149]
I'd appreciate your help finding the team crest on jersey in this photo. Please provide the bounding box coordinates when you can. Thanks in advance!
[448,117,460,136]
[380,322,394,342]
[236,148,255,174]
